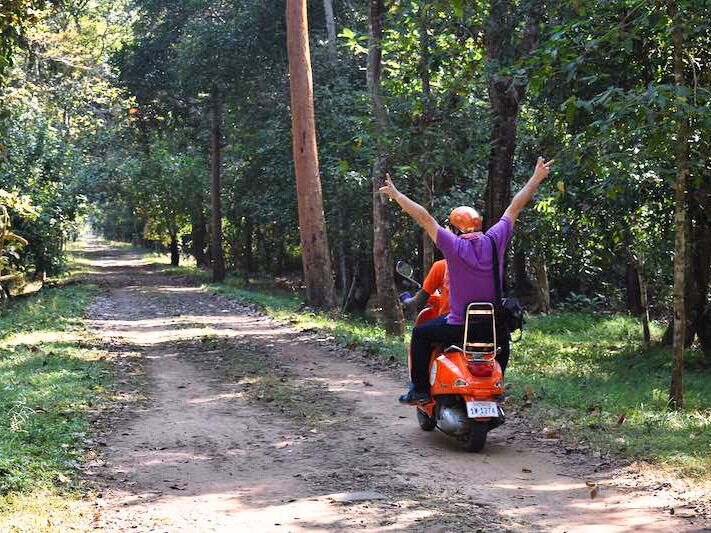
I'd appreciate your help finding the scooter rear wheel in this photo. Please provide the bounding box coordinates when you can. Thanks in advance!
[465,422,488,452]
[416,409,436,431]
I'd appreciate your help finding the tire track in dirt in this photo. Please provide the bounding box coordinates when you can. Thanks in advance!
[81,241,708,532]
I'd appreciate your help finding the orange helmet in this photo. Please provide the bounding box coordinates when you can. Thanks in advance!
[448,206,483,234]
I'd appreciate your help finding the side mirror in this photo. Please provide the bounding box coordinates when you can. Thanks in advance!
[396,261,421,288]
[396,261,414,279]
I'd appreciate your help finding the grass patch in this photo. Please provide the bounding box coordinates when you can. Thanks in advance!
[142,247,711,479]
[510,313,711,478]
[0,284,105,530]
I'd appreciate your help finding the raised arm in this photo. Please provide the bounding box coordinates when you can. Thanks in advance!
[379,175,440,242]
[503,157,555,224]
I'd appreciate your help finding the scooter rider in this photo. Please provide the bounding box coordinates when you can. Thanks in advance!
[402,258,450,318]
[379,157,554,404]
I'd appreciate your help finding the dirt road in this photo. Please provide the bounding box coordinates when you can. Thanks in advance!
[81,241,709,532]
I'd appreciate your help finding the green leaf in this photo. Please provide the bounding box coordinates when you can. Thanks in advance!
[450,0,464,18]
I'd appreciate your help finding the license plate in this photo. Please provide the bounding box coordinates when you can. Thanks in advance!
[466,401,499,418]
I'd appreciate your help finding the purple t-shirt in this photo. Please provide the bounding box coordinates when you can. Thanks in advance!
[436,216,513,325]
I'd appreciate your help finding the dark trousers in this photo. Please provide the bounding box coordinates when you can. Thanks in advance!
[410,314,511,393]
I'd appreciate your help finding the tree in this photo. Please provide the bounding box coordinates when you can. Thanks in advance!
[483,0,542,227]
[367,0,404,335]
[210,85,226,281]
[668,0,689,409]
[285,0,337,309]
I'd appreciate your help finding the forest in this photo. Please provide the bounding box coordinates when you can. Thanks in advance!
[2,0,709,395]
[1,0,711,530]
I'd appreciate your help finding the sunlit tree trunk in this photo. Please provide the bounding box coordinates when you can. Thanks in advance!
[530,255,551,314]
[286,0,337,309]
[368,0,404,335]
[210,85,226,282]
[669,0,688,408]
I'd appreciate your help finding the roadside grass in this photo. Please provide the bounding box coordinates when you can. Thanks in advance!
[510,314,711,478]
[145,250,711,479]
[0,285,105,531]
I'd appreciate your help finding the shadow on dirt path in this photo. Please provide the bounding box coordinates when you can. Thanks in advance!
[80,240,709,532]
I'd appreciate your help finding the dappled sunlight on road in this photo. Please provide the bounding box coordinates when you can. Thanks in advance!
[77,240,704,533]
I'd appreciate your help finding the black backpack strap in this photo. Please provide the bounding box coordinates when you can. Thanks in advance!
[488,235,502,302]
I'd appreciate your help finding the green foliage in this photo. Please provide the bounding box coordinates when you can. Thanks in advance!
[2,0,710,479]
[0,191,33,290]
[558,292,606,312]
[512,313,711,477]
[0,2,131,276]
[0,284,105,501]
[0,1,55,82]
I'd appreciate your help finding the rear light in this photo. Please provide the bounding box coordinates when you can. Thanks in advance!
[467,361,494,377]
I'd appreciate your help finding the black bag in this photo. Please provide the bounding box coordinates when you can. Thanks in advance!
[488,237,525,338]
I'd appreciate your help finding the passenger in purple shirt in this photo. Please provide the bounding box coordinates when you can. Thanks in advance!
[379,157,555,404]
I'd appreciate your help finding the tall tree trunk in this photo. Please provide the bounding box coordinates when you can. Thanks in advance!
[169,230,180,267]
[323,0,337,62]
[336,208,349,292]
[286,0,337,309]
[323,0,347,294]
[660,196,711,348]
[627,249,651,349]
[210,85,226,282]
[243,217,253,286]
[530,254,551,314]
[669,0,688,409]
[638,258,651,350]
[191,202,207,267]
[685,183,711,347]
[419,4,434,275]
[483,0,540,228]
[625,260,643,315]
[368,0,404,335]
[484,82,517,227]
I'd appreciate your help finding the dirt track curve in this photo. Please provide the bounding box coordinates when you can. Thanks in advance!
[80,241,709,532]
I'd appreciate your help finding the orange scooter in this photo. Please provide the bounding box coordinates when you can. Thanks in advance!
[397,262,506,452]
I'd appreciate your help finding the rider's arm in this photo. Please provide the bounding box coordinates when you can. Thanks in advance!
[378,175,440,242]
[403,289,430,314]
[503,157,555,225]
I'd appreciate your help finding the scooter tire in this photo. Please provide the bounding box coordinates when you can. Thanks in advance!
[465,422,488,452]
[416,409,436,431]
